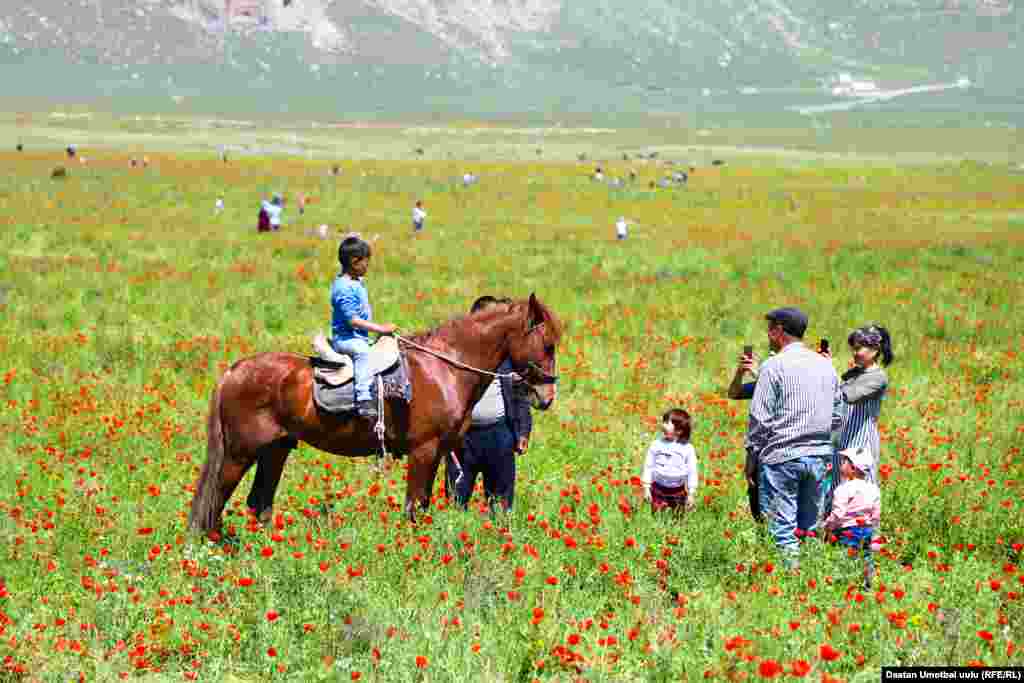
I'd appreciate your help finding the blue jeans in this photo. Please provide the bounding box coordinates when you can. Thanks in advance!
[332,337,372,402]
[759,455,826,556]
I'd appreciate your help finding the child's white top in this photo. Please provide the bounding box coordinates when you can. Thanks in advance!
[262,200,283,226]
[641,439,699,492]
[616,218,628,237]
[412,206,427,223]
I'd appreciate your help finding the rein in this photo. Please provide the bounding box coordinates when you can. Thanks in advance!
[394,334,523,382]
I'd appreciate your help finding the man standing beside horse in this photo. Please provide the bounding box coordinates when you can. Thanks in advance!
[447,296,533,514]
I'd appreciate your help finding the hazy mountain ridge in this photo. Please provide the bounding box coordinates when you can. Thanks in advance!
[1,0,1020,118]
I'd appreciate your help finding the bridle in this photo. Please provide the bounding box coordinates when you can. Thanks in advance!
[394,321,559,388]
[518,323,559,386]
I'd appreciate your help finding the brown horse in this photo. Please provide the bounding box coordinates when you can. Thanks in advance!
[188,294,562,533]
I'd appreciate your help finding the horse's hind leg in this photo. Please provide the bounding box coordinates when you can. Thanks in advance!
[246,438,297,524]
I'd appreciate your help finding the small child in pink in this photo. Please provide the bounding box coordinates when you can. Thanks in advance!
[824,446,880,587]
[824,446,880,541]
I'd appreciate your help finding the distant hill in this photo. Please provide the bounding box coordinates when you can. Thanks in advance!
[1,0,1021,121]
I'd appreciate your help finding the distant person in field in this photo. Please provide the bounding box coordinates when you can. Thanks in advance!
[593,166,604,182]
[446,295,532,514]
[66,144,76,159]
[259,193,284,232]
[640,408,699,514]
[412,200,427,233]
[822,446,880,588]
[745,307,841,568]
[297,192,307,216]
[215,197,225,214]
[330,235,398,420]
[615,216,629,241]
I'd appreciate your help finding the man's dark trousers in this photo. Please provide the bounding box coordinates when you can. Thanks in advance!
[453,422,517,512]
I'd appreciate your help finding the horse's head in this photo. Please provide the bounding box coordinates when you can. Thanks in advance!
[508,294,562,411]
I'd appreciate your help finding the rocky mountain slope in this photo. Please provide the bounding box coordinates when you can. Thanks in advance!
[1,0,1020,118]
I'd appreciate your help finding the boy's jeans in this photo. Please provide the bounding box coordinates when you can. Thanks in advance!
[759,455,826,558]
[332,337,372,402]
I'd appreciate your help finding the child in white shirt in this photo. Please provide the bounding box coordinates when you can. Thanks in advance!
[412,200,427,232]
[641,409,699,513]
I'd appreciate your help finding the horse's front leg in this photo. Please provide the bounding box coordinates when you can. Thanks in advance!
[405,438,442,521]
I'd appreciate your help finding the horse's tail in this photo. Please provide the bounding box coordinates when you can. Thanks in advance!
[189,371,230,532]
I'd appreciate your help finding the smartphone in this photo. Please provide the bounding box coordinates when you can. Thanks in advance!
[743,344,754,358]
[819,338,830,353]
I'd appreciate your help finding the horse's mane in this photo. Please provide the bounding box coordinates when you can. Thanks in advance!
[407,302,520,347]
[407,297,561,347]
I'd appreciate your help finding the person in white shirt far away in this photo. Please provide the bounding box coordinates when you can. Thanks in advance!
[412,200,427,233]
[261,193,284,231]
[616,216,630,240]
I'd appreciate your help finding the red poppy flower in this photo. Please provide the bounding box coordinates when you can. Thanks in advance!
[790,660,811,677]
[758,659,782,678]
[978,630,994,642]
[531,608,545,625]
[819,644,841,661]
[137,527,153,536]
[267,647,277,658]
[237,577,253,587]
[266,610,279,622]
[415,655,428,668]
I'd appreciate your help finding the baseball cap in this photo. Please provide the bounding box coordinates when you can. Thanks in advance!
[765,306,808,338]
[839,446,873,475]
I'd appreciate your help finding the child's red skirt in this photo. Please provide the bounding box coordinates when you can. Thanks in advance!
[650,481,688,513]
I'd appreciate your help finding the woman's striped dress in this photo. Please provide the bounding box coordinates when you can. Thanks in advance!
[835,366,889,484]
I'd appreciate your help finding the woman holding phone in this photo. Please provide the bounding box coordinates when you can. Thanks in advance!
[825,324,894,486]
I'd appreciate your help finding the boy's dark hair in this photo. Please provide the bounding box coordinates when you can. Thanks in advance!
[662,408,692,442]
[848,324,894,367]
[470,295,500,313]
[338,236,371,272]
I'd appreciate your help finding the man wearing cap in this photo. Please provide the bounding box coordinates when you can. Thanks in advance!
[744,307,842,567]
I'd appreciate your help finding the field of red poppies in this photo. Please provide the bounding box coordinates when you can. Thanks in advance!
[1,136,1023,681]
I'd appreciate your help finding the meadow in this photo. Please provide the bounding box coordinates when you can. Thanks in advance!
[1,121,1023,681]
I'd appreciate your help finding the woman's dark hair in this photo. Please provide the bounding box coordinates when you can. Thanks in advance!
[662,408,692,443]
[338,236,371,272]
[470,295,499,313]
[848,324,894,367]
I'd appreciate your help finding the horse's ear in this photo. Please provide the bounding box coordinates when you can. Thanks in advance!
[527,293,544,329]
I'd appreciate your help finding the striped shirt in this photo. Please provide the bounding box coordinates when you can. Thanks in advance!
[746,342,842,466]
[837,366,888,483]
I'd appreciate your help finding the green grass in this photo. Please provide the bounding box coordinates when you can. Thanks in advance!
[0,123,1023,681]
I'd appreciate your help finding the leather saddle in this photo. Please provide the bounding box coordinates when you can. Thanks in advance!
[310,333,400,386]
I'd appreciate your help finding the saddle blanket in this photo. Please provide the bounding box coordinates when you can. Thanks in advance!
[312,354,412,414]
